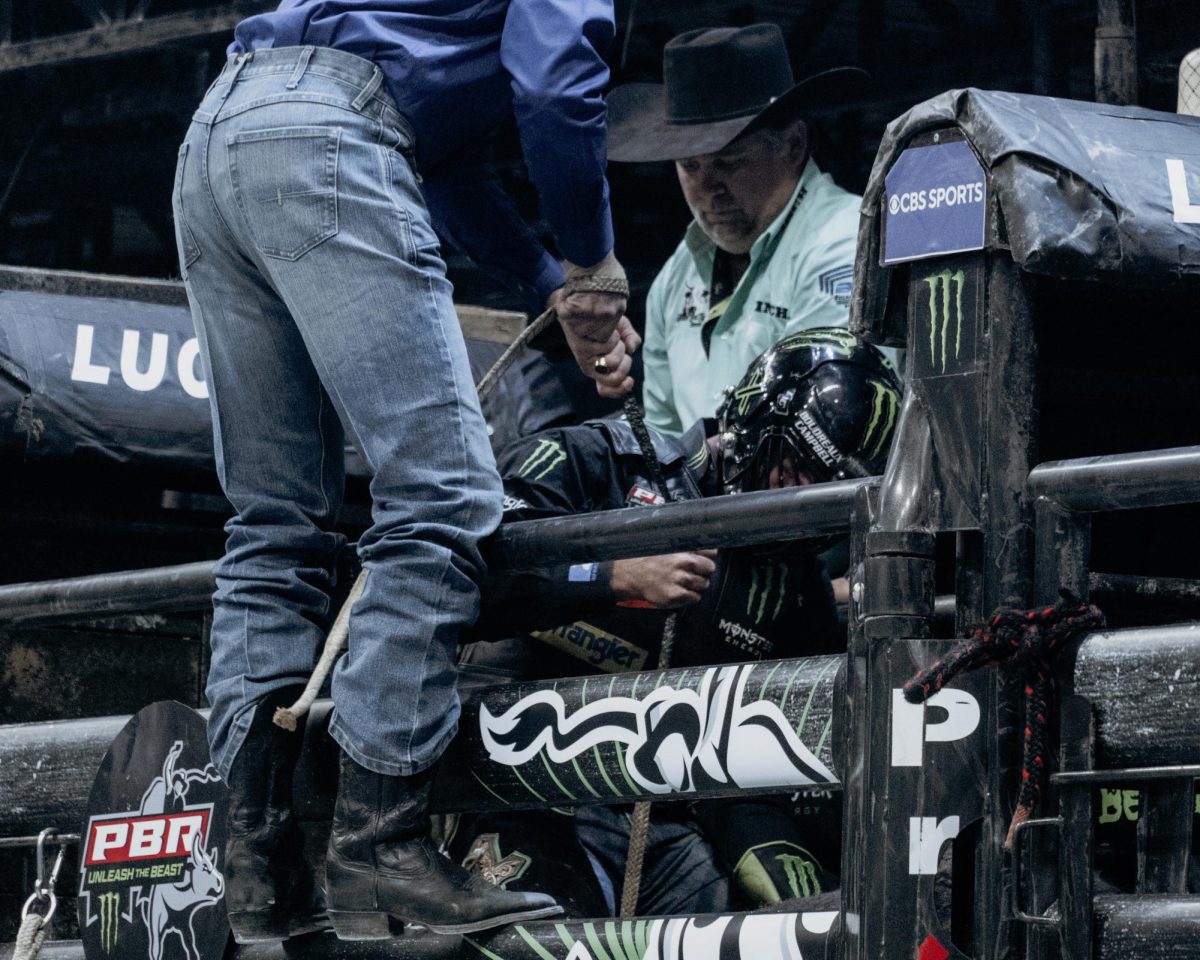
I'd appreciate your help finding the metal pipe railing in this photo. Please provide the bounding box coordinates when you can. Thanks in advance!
[0,560,215,627]
[0,442,1194,629]
[1074,623,1200,767]
[1027,445,1200,514]
[0,477,872,627]
[487,476,872,568]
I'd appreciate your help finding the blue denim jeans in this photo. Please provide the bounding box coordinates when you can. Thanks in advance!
[173,46,503,779]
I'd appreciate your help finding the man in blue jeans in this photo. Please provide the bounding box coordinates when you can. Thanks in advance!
[171,0,634,943]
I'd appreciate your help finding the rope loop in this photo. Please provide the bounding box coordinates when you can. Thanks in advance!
[19,890,56,928]
[562,275,630,299]
[902,590,1105,847]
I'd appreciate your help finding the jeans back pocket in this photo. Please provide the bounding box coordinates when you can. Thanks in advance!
[227,126,340,261]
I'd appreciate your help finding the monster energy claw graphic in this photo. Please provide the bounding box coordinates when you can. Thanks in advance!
[861,379,899,459]
[777,853,821,898]
[99,892,121,953]
[746,563,788,625]
[517,439,568,480]
[924,269,965,373]
[775,328,859,358]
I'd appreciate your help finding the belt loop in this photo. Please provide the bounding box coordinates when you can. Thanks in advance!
[286,46,314,90]
[351,65,384,112]
[211,51,253,110]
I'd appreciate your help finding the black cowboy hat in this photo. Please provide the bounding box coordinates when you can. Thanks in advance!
[607,23,868,163]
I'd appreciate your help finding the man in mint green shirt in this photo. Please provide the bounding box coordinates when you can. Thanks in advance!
[609,23,867,434]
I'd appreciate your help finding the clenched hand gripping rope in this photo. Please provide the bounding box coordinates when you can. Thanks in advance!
[902,591,1105,848]
[273,273,630,731]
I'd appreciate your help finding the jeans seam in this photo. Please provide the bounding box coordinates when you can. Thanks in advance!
[199,123,241,251]
[397,263,480,761]
[316,389,332,520]
[173,143,202,276]
[400,550,455,761]
[216,676,252,781]
[378,145,417,266]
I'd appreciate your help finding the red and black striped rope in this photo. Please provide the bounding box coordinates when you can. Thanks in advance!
[903,590,1105,846]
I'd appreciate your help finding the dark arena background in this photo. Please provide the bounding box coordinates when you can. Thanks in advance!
[1,2,1199,959]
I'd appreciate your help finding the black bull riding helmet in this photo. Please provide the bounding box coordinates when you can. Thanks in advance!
[717,327,902,495]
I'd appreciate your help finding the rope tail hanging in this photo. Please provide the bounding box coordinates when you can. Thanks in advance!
[274,275,629,732]
[13,911,47,960]
[272,571,367,731]
[619,393,680,918]
[902,590,1105,849]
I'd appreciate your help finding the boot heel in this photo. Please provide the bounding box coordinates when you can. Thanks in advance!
[329,911,392,941]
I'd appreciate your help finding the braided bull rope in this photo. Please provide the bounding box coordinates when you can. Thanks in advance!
[903,590,1105,848]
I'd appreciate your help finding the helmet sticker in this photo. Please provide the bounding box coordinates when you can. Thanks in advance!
[796,411,841,468]
[731,368,767,416]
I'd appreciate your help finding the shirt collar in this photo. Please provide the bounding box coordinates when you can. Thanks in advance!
[683,160,822,271]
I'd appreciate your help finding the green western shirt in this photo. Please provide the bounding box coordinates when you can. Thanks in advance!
[643,161,861,435]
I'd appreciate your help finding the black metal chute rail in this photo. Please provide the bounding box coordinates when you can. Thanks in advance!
[0,443,1194,630]
[2,445,1200,957]
[1025,445,1200,955]
[1027,445,1200,513]
[0,478,871,629]
[486,476,872,567]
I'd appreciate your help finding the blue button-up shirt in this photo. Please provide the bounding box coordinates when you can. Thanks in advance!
[231,0,616,301]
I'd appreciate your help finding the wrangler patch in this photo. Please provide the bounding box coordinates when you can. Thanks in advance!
[530,620,648,672]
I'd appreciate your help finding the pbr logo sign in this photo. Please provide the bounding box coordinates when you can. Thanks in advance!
[79,702,229,960]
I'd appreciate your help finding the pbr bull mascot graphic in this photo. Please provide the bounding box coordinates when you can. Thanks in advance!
[78,702,230,960]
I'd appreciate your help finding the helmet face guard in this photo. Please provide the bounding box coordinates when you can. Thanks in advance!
[719,407,841,496]
[717,327,901,497]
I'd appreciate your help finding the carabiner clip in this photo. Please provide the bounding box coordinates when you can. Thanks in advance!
[20,828,67,927]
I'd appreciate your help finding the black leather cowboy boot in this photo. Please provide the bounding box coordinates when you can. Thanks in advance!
[325,752,562,938]
[223,686,323,942]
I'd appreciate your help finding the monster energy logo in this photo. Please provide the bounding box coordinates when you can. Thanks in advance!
[516,439,566,480]
[861,379,899,460]
[777,853,822,898]
[746,563,788,624]
[98,890,120,953]
[731,369,765,416]
[924,269,965,373]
